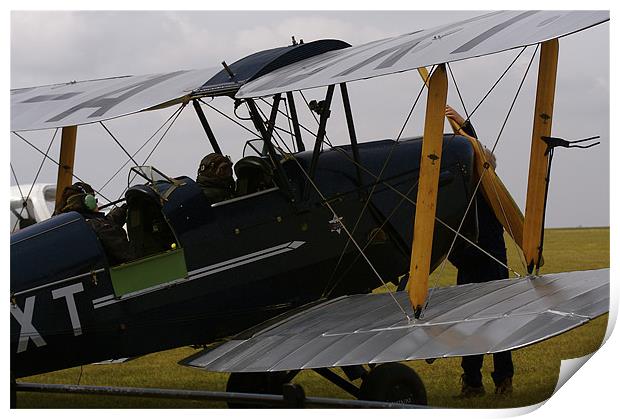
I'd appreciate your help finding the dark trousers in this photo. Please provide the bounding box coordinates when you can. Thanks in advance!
[457,255,514,387]
[461,351,514,387]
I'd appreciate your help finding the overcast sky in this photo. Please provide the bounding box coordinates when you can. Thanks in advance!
[8,9,610,228]
[4,6,617,414]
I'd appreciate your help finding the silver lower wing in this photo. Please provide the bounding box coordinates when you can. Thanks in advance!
[181,269,608,373]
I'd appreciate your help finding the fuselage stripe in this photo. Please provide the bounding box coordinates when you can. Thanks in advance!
[92,241,305,309]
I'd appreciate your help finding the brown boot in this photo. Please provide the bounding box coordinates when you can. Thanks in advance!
[494,377,513,396]
[455,374,485,399]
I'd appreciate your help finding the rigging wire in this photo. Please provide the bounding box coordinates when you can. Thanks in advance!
[100,122,144,171]
[251,87,520,285]
[199,98,260,139]
[488,45,540,155]
[266,108,521,279]
[427,47,537,289]
[296,157,412,322]
[230,48,529,309]
[10,163,26,203]
[99,105,186,193]
[447,60,513,271]
[11,131,114,205]
[447,62,470,120]
[457,46,528,131]
[295,177,410,321]
[10,163,27,232]
[328,143,519,274]
[138,103,187,165]
[120,103,187,200]
[421,45,539,317]
[261,94,322,143]
[323,176,421,297]
[255,100,412,321]
[485,44,540,274]
[11,129,59,232]
[320,69,432,297]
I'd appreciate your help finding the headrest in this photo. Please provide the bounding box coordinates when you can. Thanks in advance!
[234,156,273,178]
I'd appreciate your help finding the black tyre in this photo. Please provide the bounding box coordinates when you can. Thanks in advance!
[359,363,427,405]
[226,371,289,408]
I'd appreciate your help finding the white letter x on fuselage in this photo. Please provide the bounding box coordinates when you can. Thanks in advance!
[11,296,47,353]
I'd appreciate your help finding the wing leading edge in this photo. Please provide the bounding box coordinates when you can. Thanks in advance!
[181,269,609,373]
[10,68,219,132]
[236,10,609,99]
[11,39,351,133]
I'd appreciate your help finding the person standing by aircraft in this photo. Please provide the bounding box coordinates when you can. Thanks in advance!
[196,153,236,203]
[55,182,134,265]
[445,106,514,398]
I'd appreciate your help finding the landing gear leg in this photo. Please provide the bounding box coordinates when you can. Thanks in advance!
[360,363,427,405]
[313,363,426,406]
[225,371,297,408]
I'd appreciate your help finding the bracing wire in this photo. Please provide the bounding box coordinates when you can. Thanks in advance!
[295,157,413,322]
[261,95,322,142]
[99,105,186,193]
[120,103,187,199]
[421,45,539,316]
[252,85,521,290]
[321,72,431,297]
[241,57,532,314]
[138,103,187,166]
[255,99,412,321]
[100,122,144,170]
[447,63,471,121]
[326,67,437,295]
[10,163,26,202]
[11,131,114,205]
[422,164,489,317]
[11,129,59,232]
[488,44,540,156]
[461,46,528,127]
[329,144,519,274]
[10,163,27,232]
[199,98,260,139]
[267,108,522,281]
[485,44,540,274]
[323,176,421,298]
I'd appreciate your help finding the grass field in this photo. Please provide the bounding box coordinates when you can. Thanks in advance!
[15,227,610,408]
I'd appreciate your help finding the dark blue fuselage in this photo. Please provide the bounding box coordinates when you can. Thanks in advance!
[10,135,476,378]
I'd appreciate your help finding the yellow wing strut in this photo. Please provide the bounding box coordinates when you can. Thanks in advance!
[408,64,448,316]
[417,67,526,254]
[523,39,559,273]
[54,125,78,212]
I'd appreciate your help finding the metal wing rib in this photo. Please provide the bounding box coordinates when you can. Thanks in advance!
[181,269,609,373]
[236,10,609,99]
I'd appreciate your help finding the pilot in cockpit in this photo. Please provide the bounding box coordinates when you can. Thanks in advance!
[55,182,134,265]
[196,153,236,204]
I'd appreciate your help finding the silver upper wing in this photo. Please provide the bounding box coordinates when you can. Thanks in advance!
[181,269,609,372]
[236,11,609,99]
[11,68,218,132]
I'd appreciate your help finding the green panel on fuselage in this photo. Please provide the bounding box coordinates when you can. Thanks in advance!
[110,248,187,296]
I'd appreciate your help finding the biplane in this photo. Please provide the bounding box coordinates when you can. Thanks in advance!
[10,11,609,406]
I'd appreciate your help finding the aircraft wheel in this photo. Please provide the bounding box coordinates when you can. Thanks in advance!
[359,363,427,405]
[226,371,289,408]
